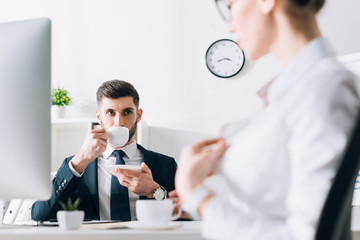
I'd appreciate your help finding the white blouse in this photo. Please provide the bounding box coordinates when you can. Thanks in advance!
[202,38,360,240]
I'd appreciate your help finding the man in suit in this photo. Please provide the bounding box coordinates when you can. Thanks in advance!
[32,80,177,221]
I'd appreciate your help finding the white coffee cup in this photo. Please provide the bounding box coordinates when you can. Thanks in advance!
[136,199,182,225]
[107,126,129,147]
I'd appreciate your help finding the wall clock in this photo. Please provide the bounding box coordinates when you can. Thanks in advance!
[205,39,245,78]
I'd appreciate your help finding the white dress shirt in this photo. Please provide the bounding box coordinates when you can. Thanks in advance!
[98,141,142,220]
[201,38,360,239]
[69,141,142,220]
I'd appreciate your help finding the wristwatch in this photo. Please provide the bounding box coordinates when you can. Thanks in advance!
[153,185,167,200]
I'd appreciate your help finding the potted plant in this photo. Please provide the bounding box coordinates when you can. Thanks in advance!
[57,197,84,230]
[52,87,72,119]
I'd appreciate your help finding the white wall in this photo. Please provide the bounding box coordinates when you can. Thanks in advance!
[0,0,359,136]
[318,0,360,55]
[340,52,360,76]
[47,0,280,135]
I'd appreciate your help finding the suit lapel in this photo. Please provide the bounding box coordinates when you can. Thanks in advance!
[83,158,99,216]
[137,144,155,170]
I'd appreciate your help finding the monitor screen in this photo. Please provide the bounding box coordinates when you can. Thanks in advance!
[0,18,51,200]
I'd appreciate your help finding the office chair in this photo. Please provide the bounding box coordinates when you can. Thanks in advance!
[315,113,360,240]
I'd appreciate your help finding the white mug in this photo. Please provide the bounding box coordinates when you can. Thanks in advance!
[136,199,182,225]
[107,126,129,147]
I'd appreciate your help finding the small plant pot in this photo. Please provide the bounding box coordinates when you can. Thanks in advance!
[57,210,84,230]
[52,105,66,119]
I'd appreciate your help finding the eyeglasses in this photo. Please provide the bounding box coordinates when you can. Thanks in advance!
[215,0,231,22]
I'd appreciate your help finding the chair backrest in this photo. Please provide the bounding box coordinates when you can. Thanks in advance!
[315,113,360,240]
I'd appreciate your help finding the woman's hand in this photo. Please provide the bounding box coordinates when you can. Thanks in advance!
[168,190,192,219]
[175,138,227,202]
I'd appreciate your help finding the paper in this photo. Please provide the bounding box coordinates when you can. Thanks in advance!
[80,221,128,230]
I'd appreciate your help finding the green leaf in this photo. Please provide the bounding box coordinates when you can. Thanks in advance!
[58,200,67,210]
[51,87,72,106]
[58,197,81,211]
[67,197,72,209]
[73,198,81,210]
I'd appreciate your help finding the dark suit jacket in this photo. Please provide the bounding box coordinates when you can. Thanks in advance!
[31,144,177,221]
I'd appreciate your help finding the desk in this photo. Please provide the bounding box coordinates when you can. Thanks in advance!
[3,221,360,239]
[0,221,203,240]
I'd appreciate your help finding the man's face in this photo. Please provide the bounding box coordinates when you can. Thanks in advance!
[96,96,142,145]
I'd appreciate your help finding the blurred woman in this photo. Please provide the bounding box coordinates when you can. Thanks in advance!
[175,0,360,239]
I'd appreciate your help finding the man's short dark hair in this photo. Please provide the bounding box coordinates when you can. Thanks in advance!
[96,80,140,108]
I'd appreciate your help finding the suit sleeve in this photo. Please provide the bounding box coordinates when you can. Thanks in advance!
[168,157,177,192]
[145,154,177,199]
[31,156,82,221]
[162,156,177,194]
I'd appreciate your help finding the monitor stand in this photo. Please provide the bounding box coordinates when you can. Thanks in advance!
[0,200,5,224]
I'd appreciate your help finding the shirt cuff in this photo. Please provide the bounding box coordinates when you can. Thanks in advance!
[182,184,212,220]
[68,160,83,178]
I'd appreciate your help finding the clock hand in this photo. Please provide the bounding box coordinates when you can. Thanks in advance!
[217,58,231,62]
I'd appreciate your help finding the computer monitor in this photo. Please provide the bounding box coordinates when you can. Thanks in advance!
[0,18,51,200]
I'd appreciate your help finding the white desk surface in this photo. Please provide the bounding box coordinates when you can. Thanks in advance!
[0,221,203,240]
[3,220,360,239]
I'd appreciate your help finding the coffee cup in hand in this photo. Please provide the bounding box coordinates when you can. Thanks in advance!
[136,199,182,226]
[107,126,129,147]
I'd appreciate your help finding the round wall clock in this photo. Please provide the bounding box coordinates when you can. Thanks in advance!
[205,39,245,78]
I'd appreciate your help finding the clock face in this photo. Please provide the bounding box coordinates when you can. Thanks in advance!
[205,39,245,78]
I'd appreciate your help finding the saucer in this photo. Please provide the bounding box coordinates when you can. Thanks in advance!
[125,221,182,230]
[107,165,142,172]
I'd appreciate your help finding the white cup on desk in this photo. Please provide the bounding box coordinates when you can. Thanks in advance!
[136,199,182,226]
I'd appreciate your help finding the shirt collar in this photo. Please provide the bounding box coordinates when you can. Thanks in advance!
[102,140,138,160]
[266,37,335,103]
[257,78,276,106]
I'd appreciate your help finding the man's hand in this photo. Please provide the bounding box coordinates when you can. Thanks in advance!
[111,162,158,197]
[70,127,108,174]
